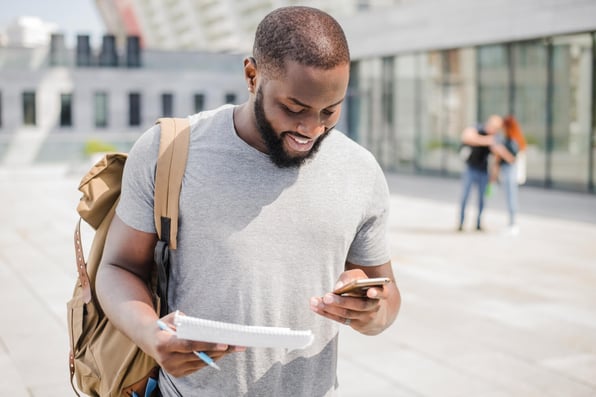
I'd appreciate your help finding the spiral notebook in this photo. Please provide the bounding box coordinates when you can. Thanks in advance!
[174,312,314,350]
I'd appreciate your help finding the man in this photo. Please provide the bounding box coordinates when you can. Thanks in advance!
[97,6,400,396]
[458,115,513,231]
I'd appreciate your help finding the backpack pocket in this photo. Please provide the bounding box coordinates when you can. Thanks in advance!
[67,291,102,393]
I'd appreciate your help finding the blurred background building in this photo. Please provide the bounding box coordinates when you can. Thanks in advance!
[0,31,245,165]
[1,16,59,47]
[0,0,595,193]
[95,0,405,51]
[338,0,596,193]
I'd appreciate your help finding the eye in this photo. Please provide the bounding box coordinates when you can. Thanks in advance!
[281,104,304,115]
[322,109,336,117]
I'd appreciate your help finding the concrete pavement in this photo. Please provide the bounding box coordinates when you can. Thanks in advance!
[1,164,595,396]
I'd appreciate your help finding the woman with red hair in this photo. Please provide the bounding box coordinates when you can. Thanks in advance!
[492,115,527,234]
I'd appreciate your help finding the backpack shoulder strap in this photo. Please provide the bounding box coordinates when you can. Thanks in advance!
[154,117,191,250]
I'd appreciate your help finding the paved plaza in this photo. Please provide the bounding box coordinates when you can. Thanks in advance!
[1,164,595,396]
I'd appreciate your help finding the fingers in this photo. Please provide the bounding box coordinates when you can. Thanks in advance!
[160,351,204,377]
[334,269,368,290]
[159,343,245,377]
[154,317,246,377]
[315,271,389,324]
[310,291,382,327]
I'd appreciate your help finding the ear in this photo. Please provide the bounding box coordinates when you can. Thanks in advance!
[244,57,257,94]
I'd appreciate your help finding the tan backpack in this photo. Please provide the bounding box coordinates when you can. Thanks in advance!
[67,118,191,396]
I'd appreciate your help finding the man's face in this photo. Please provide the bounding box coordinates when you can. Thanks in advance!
[252,61,350,168]
[486,115,504,135]
[254,87,328,168]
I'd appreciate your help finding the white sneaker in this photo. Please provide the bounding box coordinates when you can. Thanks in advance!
[507,225,519,236]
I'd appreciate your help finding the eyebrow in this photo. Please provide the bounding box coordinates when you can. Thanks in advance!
[288,96,345,109]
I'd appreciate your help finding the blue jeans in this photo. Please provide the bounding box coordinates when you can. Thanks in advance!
[500,162,518,226]
[459,166,489,229]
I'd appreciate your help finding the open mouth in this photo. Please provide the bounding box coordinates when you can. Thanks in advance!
[286,132,315,152]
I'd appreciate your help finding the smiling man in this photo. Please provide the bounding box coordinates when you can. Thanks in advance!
[97,6,401,397]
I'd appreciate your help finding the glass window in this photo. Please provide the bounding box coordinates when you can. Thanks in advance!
[161,93,174,117]
[417,51,445,172]
[129,92,141,126]
[76,35,92,67]
[60,93,73,127]
[511,41,548,184]
[23,91,36,126]
[444,48,478,175]
[94,92,109,128]
[593,33,596,192]
[355,58,383,156]
[549,34,593,190]
[225,93,236,104]
[394,54,420,169]
[347,38,595,193]
[355,56,407,171]
[346,61,361,141]
[381,57,395,127]
[477,44,509,121]
[377,56,398,170]
[194,93,205,113]
[358,56,399,170]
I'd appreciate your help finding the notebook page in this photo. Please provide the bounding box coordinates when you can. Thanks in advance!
[174,313,314,350]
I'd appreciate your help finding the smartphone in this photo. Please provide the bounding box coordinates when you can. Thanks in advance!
[333,277,392,297]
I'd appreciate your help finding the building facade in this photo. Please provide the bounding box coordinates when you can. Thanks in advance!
[2,0,595,192]
[0,33,246,165]
[338,0,596,192]
[95,0,596,192]
[95,0,405,51]
[1,16,58,47]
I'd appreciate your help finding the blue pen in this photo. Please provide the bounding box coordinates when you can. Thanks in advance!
[156,319,221,370]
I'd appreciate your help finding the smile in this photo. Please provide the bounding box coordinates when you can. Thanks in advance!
[291,135,310,144]
[286,133,315,152]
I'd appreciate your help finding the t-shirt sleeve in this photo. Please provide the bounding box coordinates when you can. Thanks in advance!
[346,161,391,266]
[115,124,160,233]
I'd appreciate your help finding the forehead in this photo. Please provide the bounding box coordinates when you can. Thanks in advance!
[261,60,350,107]
[488,116,503,127]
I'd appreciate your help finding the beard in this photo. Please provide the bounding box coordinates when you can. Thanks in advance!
[254,87,332,168]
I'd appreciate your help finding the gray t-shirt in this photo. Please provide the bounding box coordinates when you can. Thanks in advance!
[117,105,391,397]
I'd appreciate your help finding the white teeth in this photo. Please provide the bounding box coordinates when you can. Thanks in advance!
[293,136,310,144]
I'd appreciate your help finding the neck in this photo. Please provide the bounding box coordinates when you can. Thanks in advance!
[233,103,267,153]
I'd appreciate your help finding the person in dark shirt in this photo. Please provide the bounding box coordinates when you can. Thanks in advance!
[458,115,513,231]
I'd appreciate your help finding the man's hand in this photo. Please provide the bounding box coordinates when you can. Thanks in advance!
[150,312,246,377]
[310,265,400,335]
[490,144,515,163]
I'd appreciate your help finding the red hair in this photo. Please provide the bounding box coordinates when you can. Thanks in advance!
[503,115,526,151]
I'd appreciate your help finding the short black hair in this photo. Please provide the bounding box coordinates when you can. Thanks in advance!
[253,6,350,77]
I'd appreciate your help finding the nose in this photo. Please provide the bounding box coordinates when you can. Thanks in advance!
[296,115,326,138]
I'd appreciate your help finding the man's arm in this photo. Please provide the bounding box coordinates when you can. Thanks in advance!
[461,127,494,146]
[462,127,515,163]
[96,214,161,352]
[491,155,501,183]
[96,215,241,377]
[490,145,515,164]
[310,261,401,335]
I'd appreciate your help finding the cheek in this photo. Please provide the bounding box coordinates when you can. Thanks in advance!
[267,108,296,133]
[327,111,342,128]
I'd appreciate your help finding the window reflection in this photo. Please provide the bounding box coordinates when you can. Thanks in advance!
[60,93,73,127]
[129,92,141,127]
[94,92,108,128]
[23,91,36,126]
[550,34,592,189]
[347,32,595,192]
